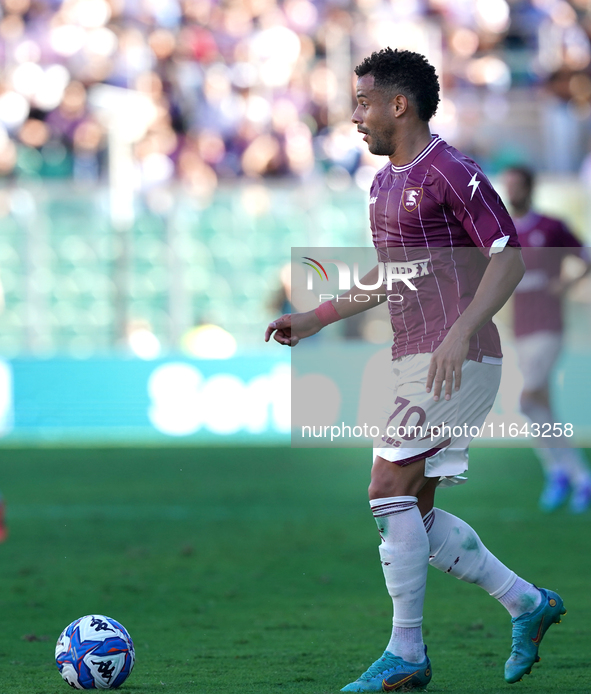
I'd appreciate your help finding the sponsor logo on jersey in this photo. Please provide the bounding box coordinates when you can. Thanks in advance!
[386,259,430,279]
[369,196,378,204]
[402,187,423,212]
[468,173,481,200]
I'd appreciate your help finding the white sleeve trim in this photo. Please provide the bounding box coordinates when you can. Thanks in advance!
[489,235,510,256]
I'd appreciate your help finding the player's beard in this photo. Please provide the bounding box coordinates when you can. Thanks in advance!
[366,126,396,156]
[510,197,531,217]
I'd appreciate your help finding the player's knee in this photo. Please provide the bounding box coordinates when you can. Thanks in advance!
[368,478,388,500]
[368,474,418,500]
[369,456,426,500]
[520,389,546,408]
[519,393,534,418]
[520,390,546,419]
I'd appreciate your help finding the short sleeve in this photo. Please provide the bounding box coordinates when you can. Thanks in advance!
[555,221,583,249]
[552,220,591,262]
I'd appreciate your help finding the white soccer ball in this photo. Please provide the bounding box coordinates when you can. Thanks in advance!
[55,614,135,689]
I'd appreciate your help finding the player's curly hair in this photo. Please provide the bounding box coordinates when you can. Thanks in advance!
[354,48,440,122]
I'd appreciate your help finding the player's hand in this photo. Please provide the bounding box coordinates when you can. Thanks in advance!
[265,313,295,346]
[548,277,571,297]
[264,311,322,347]
[426,332,470,401]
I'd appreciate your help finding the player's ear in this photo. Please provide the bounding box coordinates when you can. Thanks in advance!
[391,93,408,118]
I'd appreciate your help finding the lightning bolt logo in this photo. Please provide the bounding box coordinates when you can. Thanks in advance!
[468,173,480,200]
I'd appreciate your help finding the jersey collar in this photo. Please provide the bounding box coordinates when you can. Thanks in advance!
[390,135,442,173]
[514,211,541,232]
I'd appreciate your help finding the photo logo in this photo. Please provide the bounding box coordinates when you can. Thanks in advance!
[304,258,424,292]
[302,257,328,282]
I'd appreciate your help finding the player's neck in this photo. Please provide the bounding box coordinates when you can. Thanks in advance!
[388,126,433,167]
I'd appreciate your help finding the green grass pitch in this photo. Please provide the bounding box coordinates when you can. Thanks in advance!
[0,445,589,693]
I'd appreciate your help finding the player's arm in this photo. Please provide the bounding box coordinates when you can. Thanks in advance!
[551,245,591,297]
[265,264,385,347]
[428,157,524,400]
[426,246,525,400]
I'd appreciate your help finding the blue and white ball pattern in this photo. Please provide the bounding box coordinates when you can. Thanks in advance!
[55,615,135,689]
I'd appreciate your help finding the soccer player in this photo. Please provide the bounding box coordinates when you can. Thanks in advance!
[503,165,591,513]
[265,48,566,691]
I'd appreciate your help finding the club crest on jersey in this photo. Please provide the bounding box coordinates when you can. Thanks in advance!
[529,230,546,246]
[403,187,423,212]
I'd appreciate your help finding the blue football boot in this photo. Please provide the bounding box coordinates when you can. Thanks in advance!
[341,647,432,692]
[505,588,566,684]
[539,471,570,512]
[570,479,591,514]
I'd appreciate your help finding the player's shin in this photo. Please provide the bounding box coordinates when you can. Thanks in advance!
[371,496,429,665]
[423,508,541,617]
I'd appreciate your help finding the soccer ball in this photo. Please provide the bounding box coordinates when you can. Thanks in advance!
[55,614,135,689]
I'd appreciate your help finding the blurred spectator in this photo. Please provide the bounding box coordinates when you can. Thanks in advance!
[0,0,590,185]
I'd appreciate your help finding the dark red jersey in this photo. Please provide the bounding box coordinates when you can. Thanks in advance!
[369,136,519,362]
[512,212,588,338]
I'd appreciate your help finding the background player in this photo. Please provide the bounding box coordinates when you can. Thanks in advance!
[503,165,591,513]
[266,49,566,691]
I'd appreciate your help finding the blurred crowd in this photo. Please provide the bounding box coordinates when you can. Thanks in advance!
[2,0,591,193]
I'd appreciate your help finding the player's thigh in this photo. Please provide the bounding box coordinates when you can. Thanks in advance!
[369,454,428,500]
[374,354,500,479]
[369,457,439,511]
[515,331,562,392]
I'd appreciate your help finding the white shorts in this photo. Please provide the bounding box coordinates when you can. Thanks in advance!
[373,353,502,479]
[514,331,562,392]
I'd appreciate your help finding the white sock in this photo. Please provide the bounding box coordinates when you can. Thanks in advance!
[423,508,542,618]
[498,576,542,618]
[557,448,591,486]
[534,446,591,486]
[520,398,591,484]
[520,399,562,474]
[533,446,565,476]
[371,496,429,664]
[389,626,424,662]
[423,508,516,595]
[424,508,542,617]
[520,398,553,429]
